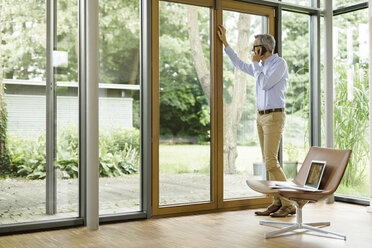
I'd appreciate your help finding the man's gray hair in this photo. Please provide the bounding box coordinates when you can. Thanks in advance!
[254,34,276,53]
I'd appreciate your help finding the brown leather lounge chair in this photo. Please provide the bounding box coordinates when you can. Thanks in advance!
[246,146,352,239]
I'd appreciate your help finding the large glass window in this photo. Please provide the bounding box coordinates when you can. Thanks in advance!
[98,0,141,214]
[158,2,211,206]
[281,11,310,179]
[333,9,370,198]
[0,0,79,224]
[222,11,267,200]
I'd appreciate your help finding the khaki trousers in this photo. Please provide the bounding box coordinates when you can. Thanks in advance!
[257,111,291,206]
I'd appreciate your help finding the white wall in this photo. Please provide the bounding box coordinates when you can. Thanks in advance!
[4,94,133,136]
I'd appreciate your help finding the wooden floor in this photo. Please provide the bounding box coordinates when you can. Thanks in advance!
[0,201,371,248]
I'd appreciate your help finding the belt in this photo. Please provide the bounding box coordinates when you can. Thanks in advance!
[258,108,284,115]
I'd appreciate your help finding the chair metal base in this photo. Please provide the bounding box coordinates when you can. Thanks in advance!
[259,204,346,240]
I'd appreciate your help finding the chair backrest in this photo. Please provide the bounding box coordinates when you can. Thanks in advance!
[293,146,352,193]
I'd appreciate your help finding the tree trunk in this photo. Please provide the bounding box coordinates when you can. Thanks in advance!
[223,14,251,174]
[186,8,251,174]
[186,6,211,104]
[129,49,140,85]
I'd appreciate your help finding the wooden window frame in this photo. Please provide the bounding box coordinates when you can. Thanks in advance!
[152,0,275,216]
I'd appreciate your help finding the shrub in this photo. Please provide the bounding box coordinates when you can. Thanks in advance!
[5,125,140,179]
[99,143,138,177]
[98,127,140,177]
[55,125,79,179]
[8,133,46,179]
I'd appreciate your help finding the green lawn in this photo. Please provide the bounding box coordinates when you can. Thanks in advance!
[159,144,262,174]
[159,145,210,174]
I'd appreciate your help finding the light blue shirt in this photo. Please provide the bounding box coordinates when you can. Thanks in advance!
[225,46,288,111]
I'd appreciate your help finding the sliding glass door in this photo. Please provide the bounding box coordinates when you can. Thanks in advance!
[152,0,275,215]
[222,10,268,200]
[155,1,213,212]
[219,1,274,208]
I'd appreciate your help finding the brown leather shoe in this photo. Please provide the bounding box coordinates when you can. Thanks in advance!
[270,205,296,217]
[254,203,282,216]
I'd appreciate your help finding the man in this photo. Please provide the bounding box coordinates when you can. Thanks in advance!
[217,24,295,217]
